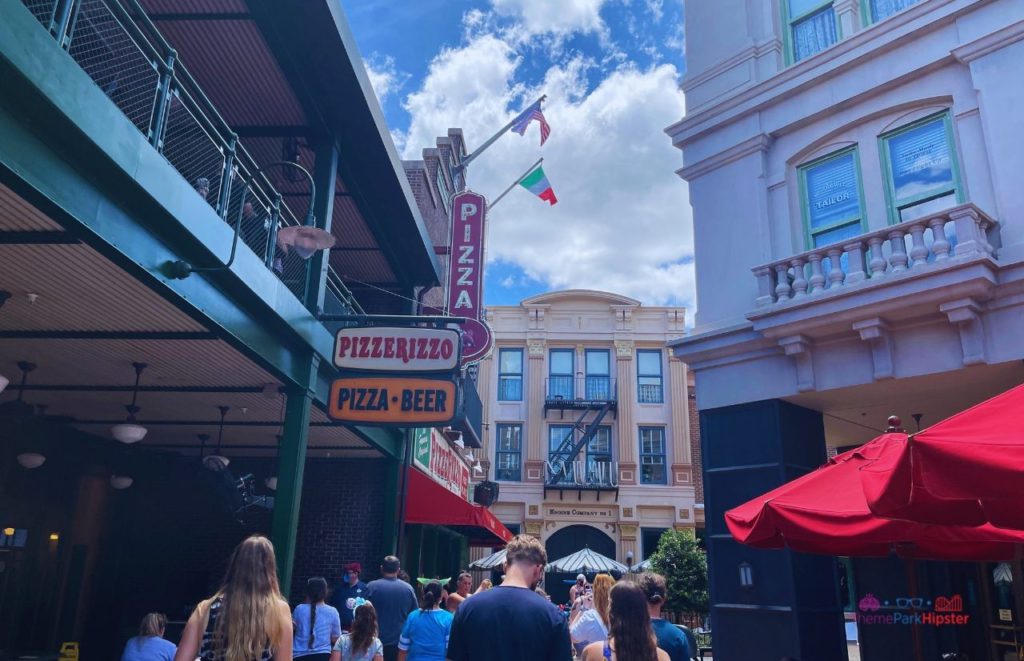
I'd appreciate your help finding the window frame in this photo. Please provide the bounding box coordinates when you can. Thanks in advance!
[495,423,523,482]
[584,348,611,400]
[497,348,524,402]
[636,349,664,404]
[638,426,668,485]
[861,0,922,25]
[435,164,451,215]
[878,110,963,226]
[782,0,841,65]
[549,348,575,399]
[798,145,868,250]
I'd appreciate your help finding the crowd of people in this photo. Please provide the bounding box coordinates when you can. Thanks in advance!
[120,534,700,661]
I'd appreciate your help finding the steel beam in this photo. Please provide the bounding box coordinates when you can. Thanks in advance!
[270,383,312,597]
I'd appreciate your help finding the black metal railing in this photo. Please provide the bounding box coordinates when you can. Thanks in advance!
[545,377,617,402]
[638,383,663,403]
[21,0,361,313]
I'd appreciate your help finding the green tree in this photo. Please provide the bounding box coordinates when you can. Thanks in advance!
[649,528,709,614]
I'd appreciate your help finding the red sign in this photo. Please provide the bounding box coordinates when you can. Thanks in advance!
[447,190,493,365]
[412,428,471,500]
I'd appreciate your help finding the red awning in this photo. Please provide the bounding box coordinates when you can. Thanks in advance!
[404,468,513,547]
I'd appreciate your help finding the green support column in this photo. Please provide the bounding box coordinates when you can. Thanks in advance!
[304,142,339,313]
[271,375,315,596]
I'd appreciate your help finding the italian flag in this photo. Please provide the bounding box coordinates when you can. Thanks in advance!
[519,165,558,205]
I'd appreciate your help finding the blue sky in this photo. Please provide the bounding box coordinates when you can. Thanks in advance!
[339,0,693,313]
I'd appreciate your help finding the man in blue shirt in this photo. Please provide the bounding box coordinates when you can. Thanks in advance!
[329,561,368,632]
[636,572,692,661]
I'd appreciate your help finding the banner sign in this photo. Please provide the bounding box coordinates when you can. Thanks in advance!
[334,327,460,372]
[328,376,457,426]
[412,427,471,500]
[447,191,493,366]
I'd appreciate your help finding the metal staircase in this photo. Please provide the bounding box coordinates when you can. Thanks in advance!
[545,400,615,486]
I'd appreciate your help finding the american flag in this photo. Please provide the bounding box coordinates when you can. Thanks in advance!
[510,100,551,146]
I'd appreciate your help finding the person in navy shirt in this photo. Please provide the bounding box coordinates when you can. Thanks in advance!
[330,562,368,632]
[120,613,176,661]
[636,572,691,661]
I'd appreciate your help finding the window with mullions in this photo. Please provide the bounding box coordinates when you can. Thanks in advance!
[495,424,522,482]
[498,348,523,401]
[639,427,667,485]
[549,349,574,399]
[866,0,922,23]
[549,424,576,482]
[785,0,838,63]
[637,350,663,403]
[800,147,866,250]
[881,112,962,223]
[585,349,611,400]
[587,426,613,470]
[435,166,450,215]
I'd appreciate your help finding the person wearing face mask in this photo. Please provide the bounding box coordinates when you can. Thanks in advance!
[330,562,368,632]
[445,535,571,661]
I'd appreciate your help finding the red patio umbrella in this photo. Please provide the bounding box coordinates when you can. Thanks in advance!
[726,433,1024,561]
[860,384,1024,529]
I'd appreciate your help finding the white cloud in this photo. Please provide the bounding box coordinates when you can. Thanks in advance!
[490,0,609,39]
[363,54,408,104]
[400,26,694,311]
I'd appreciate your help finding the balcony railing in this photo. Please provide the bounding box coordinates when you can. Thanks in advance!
[22,0,361,312]
[752,204,998,307]
[545,376,617,403]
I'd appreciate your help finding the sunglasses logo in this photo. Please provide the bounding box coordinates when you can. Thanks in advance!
[897,598,925,610]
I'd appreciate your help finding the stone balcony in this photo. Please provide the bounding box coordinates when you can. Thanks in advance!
[746,203,1002,390]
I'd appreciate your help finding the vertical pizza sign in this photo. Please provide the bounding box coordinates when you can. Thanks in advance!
[447,190,494,366]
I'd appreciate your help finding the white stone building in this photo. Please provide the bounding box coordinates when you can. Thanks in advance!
[667,1,1024,659]
[470,290,695,601]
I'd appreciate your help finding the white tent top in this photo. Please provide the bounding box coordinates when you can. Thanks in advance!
[546,547,629,574]
[629,558,652,573]
[468,548,506,570]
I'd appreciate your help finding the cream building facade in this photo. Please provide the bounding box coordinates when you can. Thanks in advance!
[471,290,694,580]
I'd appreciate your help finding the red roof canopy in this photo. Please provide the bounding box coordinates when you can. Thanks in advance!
[726,434,1024,561]
[404,468,513,547]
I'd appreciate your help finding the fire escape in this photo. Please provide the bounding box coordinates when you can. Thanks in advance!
[543,374,618,501]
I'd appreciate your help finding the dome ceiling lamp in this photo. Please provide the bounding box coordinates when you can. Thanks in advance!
[202,406,231,471]
[111,363,148,444]
[11,361,45,470]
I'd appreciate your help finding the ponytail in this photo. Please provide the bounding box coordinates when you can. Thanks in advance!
[306,577,328,649]
[421,581,443,610]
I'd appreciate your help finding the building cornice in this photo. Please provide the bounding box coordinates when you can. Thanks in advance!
[951,18,1024,63]
[677,133,771,182]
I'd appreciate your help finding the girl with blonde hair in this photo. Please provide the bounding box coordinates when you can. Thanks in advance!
[174,535,293,661]
[569,573,614,656]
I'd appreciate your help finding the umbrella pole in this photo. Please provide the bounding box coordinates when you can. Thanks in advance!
[904,558,924,661]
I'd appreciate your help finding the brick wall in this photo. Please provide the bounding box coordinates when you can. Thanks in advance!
[290,458,390,595]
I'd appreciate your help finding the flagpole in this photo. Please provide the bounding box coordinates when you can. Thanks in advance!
[455,95,546,174]
[488,157,543,211]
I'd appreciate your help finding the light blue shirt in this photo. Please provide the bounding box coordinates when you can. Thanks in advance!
[120,636,176,661]
[398,608,454,660]
[293,603,342,656]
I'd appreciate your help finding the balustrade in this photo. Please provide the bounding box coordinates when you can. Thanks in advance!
[753,204,998,307]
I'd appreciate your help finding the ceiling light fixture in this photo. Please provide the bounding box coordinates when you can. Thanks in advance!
[16,452,46,469]
[12,361,45,469]
[111,362,148,444]
[109,475,134,490]
[202,406,230,470]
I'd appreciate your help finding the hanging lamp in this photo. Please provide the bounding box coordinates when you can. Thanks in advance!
[111,363,148,443]
[202,406,230,470]
[12,361,45,469]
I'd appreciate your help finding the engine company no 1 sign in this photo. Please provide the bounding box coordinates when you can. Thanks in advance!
[413,427,470,500]
[328,376,457,426]
[334,327,460,372]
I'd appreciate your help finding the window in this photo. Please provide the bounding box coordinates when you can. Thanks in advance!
[800,147,865,249]
[585,349,611,400]
[498,349,523,401]
[639,427,667,484]
[785,0,838,63]
[549,424,576,483]
[586,426,614,485]
[549,349,574,399]
[435,166,450,215]
[495,424,522,481]
[866,0,922,23]
[637,350,663,403]
[881,112,961,223]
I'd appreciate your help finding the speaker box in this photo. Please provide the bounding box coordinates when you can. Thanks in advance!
[474,480,499,507]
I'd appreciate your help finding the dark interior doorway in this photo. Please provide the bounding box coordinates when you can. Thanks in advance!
[543,525,616,605]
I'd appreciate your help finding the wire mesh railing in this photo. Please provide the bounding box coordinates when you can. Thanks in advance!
[19,0,365,312]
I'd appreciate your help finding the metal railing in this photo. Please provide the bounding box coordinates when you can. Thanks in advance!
[545,376,617,402]
[638,383,663,403]
[21,0,362,312]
